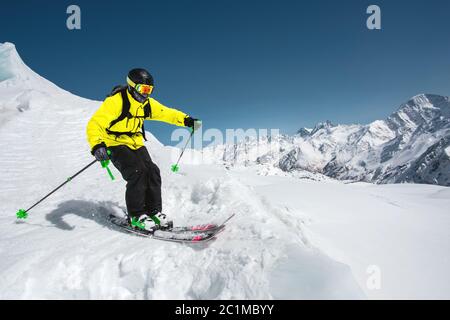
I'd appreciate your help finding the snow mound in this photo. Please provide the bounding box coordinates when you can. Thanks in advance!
[0,42,61,93]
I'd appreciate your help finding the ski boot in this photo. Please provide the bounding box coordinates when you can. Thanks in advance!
[130,212,172,232]
[150,212,173,230]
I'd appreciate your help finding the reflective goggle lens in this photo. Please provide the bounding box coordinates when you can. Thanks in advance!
[136,84,153,95]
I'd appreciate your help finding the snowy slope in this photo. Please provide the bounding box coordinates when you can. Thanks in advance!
[1,42,449,299]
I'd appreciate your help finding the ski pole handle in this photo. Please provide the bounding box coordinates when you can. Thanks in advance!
[100,150,115,180]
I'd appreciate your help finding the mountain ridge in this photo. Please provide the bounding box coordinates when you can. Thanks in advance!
[207,93,450,186]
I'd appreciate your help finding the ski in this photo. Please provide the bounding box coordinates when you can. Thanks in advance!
[107,213,234,243]
[153,228,224,243]
[112,208,234,234]
[169,213,236,233]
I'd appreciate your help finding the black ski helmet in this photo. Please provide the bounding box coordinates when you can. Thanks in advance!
[127,68,154,103]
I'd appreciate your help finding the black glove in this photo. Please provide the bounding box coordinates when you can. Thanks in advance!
[91,143,109,161]
[184,117,202,131]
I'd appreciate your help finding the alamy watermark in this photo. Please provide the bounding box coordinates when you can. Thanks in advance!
[170,128,281,165]
[366,265,382,290]
[64,5,380,32]
[66,5,81,30]
[367,5,381,30]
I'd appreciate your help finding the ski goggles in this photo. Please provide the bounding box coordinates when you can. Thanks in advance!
[127,77,154,96]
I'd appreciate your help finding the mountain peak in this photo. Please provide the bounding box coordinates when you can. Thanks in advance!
[0,42,62,93]
[0,42,32,80]
[310,120,335,135]
[0,42,18,53]
[411,93,446,101]
[403,93,449,110]
[385,93,450,130]
[296,127,312,137]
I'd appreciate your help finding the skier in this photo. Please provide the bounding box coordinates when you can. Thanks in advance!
[86,68,201,231]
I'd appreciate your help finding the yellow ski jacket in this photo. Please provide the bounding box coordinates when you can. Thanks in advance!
[86,90,188,151]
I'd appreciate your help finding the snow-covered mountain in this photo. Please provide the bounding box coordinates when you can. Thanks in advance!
[205,94,450,186]
[1,42,449,300]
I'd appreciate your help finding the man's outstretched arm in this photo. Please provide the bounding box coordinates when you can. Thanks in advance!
[147,98,193,127]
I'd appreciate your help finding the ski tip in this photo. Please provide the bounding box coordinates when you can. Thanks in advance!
[221,213,236,224]
[191,224,216,231]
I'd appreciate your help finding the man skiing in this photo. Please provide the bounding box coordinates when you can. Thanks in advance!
[86,68,201,232]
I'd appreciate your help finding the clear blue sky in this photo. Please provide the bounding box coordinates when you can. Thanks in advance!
[1,0,449,145]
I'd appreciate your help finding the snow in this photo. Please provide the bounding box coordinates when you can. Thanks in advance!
[1,42,449,299]
[252,176,450,299]
[204,94,450,186]
[446,146,450,158]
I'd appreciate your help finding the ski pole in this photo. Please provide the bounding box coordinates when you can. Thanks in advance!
[171,129,194,173]
[100,150,115,181]
[16,160,96,219]
[16,154,114,219]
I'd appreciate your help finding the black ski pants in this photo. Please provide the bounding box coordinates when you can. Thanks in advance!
[109,145,162,218]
